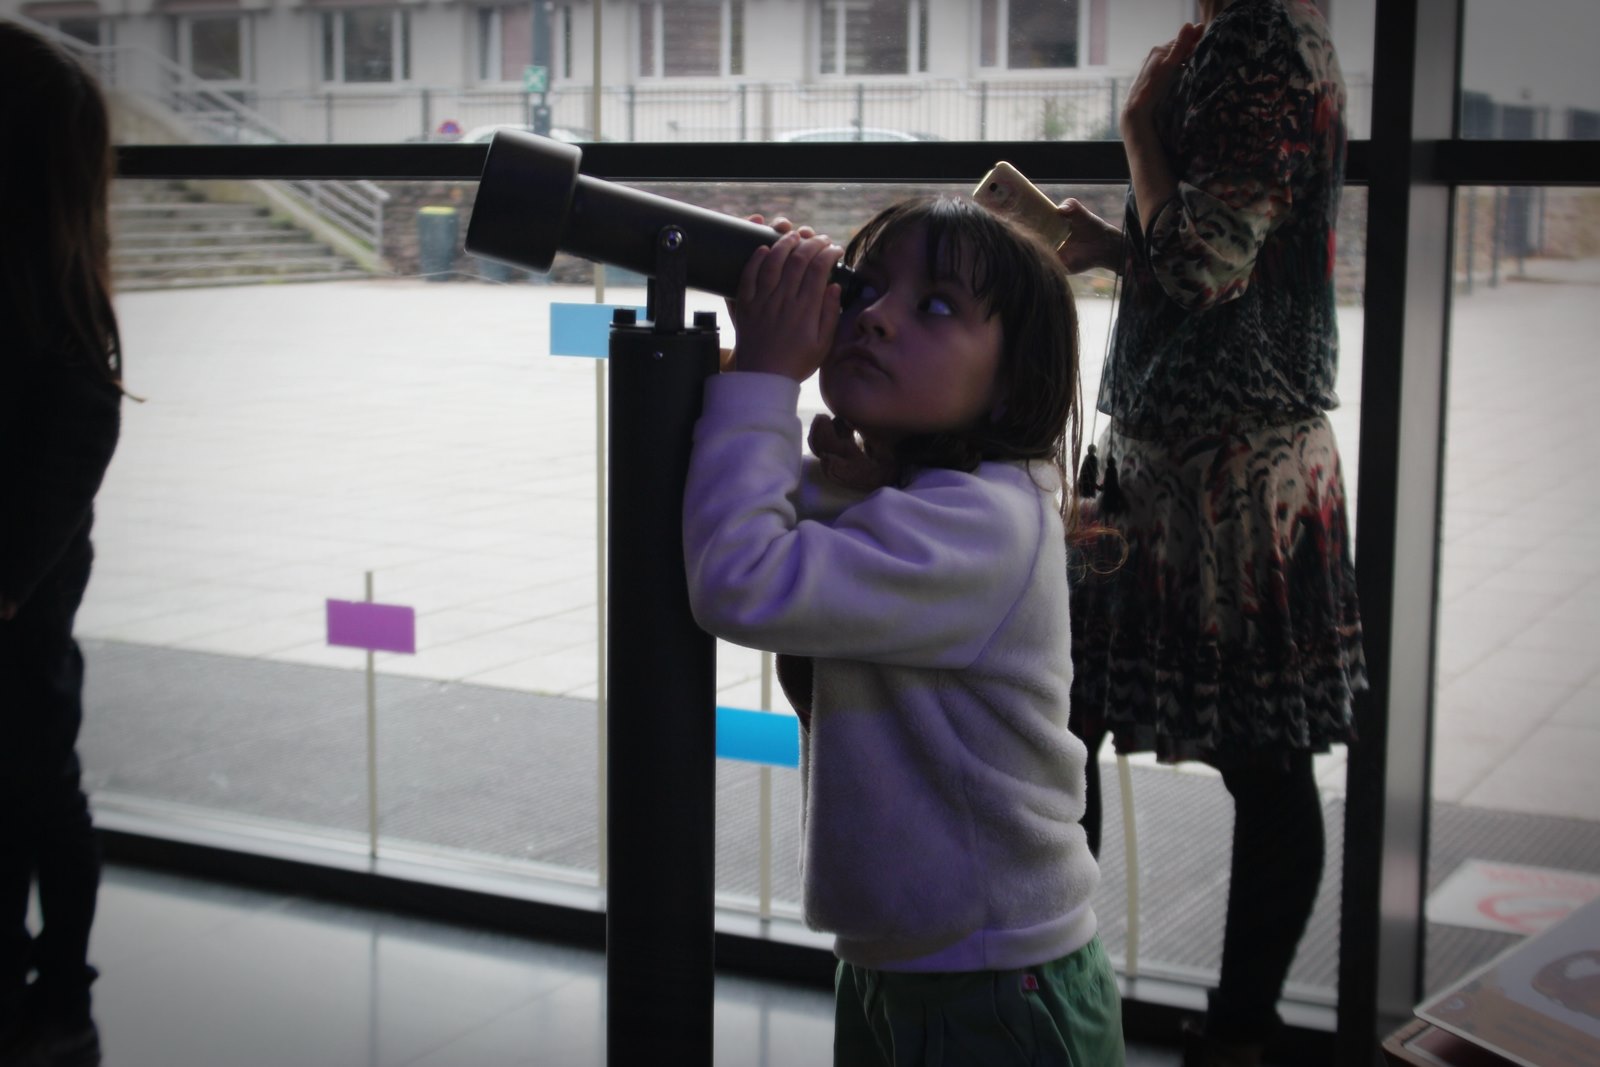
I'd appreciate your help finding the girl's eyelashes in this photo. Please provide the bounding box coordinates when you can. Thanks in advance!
[845,281,881,308]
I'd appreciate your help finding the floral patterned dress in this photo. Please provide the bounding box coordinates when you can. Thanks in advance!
[1070,0,1365,768]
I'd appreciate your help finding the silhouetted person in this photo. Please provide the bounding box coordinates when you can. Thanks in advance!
[1,20,125,1067]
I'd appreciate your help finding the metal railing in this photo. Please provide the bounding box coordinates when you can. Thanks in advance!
[16,14,389,258]
[192,77,1381,145]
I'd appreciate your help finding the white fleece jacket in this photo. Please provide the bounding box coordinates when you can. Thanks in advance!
[683,372,1099,972]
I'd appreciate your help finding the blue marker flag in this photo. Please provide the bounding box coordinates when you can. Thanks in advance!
[715,706,800,769]
[550,303,646,358]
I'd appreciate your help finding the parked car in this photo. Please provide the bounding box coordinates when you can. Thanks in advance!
[774,127,940,142]
[460,124,602,144]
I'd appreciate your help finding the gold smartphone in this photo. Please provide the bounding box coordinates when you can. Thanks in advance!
[972,161,1072,251]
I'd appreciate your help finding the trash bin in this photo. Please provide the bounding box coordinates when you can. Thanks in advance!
[417,206,459,281]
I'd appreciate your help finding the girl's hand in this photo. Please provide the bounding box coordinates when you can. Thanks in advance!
[1055,199,1125,275]
[1121,22,1202,136]
[722,214,818,351]
[730,231,844,383]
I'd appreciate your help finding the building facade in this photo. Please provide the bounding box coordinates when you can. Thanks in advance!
[3,0,1379,143]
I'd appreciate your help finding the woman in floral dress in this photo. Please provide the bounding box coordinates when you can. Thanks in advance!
[1055,2,1365,1063]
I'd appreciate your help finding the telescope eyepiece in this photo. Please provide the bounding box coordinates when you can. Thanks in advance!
[831,264,864,308]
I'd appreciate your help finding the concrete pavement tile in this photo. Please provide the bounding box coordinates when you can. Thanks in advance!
[1509,614,1600,657]
[468,650,599,696]
[74,598,197,638]
[412,606,530,648]
[373,644,526,684]
[177,614,328,659]
[1550,684,1600,730]
[1451,646,1596,690]
[1461,726,1600,820]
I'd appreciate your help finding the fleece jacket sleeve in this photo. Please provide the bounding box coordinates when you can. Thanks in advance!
[683,372,1043,671]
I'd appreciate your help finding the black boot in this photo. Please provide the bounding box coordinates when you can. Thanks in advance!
[1180,1018,1265,1067]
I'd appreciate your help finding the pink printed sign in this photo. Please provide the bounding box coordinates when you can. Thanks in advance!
[326,599,416,654]
[1427,860,1600,936]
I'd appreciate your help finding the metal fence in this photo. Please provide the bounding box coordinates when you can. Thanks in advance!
[240,75,1380,145]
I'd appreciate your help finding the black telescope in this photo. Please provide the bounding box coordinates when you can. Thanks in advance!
[464,128,857,298]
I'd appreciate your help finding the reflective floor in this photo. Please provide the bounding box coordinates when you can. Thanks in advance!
[80,863,1184,1066]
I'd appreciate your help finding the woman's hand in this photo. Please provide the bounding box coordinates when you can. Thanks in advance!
[1054,199,1124,275]
[729,231,844,383]
[1121,22,1203,137]
[1122,22,1202,235]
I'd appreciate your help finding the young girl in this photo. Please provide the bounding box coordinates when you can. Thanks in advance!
[683,198,1123,1065]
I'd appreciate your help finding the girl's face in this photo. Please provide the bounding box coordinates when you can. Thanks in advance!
[819,224,1004,447]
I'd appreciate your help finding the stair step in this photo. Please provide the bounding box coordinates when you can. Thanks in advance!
[114,223,298,238]
[109,184,374,288]
[114,253,354,275]
[114,232,314,249]
[113,200,266,213]
[116,270,371,291]
[113,242,332,262]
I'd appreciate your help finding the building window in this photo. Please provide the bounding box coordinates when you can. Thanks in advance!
[48,16,105,46]
[477,6,532,82]
[560,4,573,79]
[322,9,410,84]
[820,0,928,77]
[980,0,1080,70]
[637,0,743,78]
[180,14,249,83]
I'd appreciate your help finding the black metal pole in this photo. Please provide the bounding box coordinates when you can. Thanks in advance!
[1336,0,1462,1063]
[604,231,719,1065]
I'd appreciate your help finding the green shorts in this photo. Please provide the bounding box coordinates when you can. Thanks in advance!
[833,937,1124,1066]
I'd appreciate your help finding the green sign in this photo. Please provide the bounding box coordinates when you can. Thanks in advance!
[523,65,549,94]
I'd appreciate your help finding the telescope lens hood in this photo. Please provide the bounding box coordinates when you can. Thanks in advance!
[465,129,582,273]
[465,126,861,303]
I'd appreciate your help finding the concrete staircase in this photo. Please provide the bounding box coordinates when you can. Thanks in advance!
[113,183,372,290]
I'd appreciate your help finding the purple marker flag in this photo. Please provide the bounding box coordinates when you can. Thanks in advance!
[326,599,416,654]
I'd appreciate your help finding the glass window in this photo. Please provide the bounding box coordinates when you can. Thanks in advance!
[819,0,914,77]
[183,15,247,83]
[980,0,1080,71]
[322,9,410,84]
[560,4,574,80]
[1427,183,1600,993]
[638,1,740,79]
[478,6,533,83]
[55,16,103,47]
[1460,0,1600,139]
[88,175,1368,1016]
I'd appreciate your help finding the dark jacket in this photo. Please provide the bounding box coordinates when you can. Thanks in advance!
[1,342,122,624]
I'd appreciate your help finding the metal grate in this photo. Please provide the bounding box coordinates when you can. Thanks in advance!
[78,639,1599,1007]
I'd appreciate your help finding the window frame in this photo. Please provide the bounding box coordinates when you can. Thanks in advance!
[636,0,744,80]
[475,5,537,86]
[177,12,252,87]
[320,7,412,87]
[816,0,928,79]
[976,0,1088,76]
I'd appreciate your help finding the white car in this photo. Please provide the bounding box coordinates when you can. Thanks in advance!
[460,124,599,144]
[773,127,937,142]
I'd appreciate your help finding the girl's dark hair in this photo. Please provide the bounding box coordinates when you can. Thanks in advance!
[841,196,1082,531]
[0,20,122,384]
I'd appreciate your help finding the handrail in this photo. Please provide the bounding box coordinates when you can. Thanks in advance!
[13,14,389,259]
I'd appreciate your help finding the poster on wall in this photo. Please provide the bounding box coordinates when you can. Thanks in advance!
[1417,895,1600,1067]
